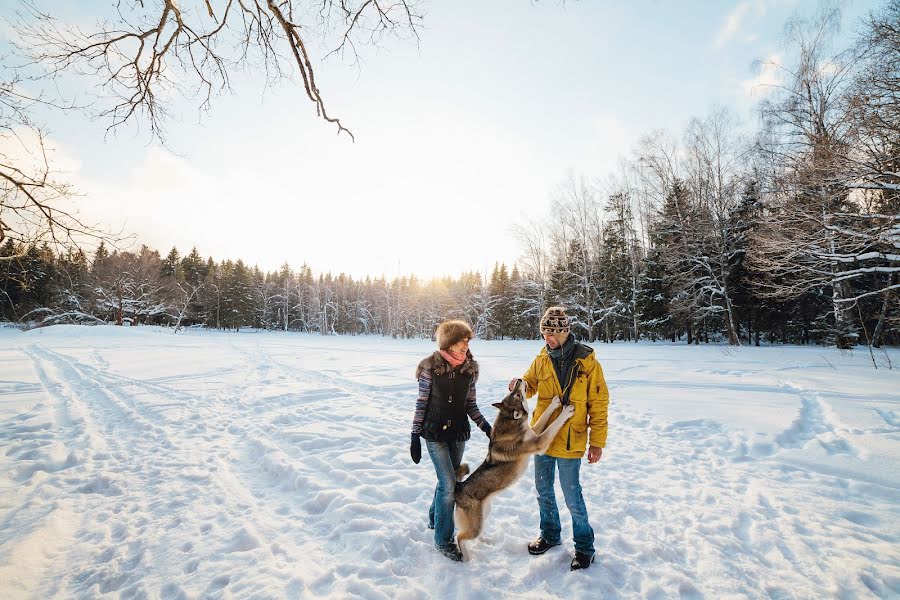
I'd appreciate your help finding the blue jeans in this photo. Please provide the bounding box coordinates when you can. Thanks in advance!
[425,439,465,548]
[534,453,595,555]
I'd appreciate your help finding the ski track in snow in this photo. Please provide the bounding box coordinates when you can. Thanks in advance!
[0,327,898,599]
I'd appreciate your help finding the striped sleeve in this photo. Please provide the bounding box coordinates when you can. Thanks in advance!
[411,371,432,435]
[465,379,490,432]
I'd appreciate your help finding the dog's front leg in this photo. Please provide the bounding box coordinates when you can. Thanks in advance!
[531,403,575,454]
[532,396,562,434]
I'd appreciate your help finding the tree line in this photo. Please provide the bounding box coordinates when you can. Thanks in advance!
[0,240,545,339]
[1,3,897,349]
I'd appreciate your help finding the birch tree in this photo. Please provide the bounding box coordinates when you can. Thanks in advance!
[749,5,863,347]
[679,108,747,345]
[546,176,604,341]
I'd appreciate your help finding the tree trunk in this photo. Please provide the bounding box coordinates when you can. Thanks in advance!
[827,208,855,349]
[832,279,855,348]
[284,278,289,332]
[721,292,740,345]
[116,283,123,326]
[872,274,894,347]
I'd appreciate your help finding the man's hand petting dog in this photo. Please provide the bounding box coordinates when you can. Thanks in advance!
[507,378,527,393]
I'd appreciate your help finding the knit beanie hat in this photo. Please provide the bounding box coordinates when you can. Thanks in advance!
[540,306,570,335]
[436,320,474,350]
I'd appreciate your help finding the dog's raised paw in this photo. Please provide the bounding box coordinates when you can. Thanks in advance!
[561,404,575,420]
[549,396,562,410]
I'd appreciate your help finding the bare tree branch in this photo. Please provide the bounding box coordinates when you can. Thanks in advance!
[14,0,424,142]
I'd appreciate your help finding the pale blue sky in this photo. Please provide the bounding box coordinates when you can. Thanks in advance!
[1,0,883,278]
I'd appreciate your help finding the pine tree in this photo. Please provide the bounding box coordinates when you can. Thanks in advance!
[508,265,531,339]
[635,243,671,341]
[55,248,92,321]
[161,246,180,279]
[1,239,23,321]
[180,247,206,285]
[597,193,636,342]
[487,262,513,339]
[92,241,109,271]
[547,247,580,332]
[728,179,764,345]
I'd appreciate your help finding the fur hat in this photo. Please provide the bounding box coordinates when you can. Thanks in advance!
[436,320,474,350]
[540,306,570,335]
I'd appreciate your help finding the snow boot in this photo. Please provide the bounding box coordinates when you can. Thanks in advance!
[527,538,560,556]
[570,552,595,571]
[438,542,463,562]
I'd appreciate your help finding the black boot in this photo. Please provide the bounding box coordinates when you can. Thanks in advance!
[570,552,595,570]
[438,542,463,562]
[527,538,560,556]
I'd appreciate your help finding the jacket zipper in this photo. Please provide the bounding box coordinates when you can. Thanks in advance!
[558,358,578,451]
[562,364,577,405]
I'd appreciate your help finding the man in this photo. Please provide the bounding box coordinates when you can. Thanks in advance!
[510,306,609,571]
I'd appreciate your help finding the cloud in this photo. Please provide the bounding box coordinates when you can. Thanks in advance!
[715,2,754,47]
[0,126,82,176]
[739,54,783,98]
[0,19,18,44]
[818,60,841,77]
[714,0,782,47]
[72,147,228,255]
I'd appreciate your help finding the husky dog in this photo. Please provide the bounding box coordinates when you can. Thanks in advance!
[453,380,575,561]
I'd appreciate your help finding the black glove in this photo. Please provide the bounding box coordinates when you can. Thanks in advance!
[410,433,422,464]
[483,425,492,439]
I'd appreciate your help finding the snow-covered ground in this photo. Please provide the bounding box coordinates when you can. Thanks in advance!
[0,326,898,599]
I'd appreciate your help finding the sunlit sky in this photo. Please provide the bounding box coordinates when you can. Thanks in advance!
[2,0,882,279]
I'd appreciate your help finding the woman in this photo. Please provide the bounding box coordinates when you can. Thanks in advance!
[409,320,492,561]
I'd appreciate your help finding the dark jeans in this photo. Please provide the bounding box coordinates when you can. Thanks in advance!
[426,439,465,548]
[534,453,595,555]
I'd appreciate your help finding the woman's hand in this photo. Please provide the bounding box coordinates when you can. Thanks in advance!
[410,433,422,464]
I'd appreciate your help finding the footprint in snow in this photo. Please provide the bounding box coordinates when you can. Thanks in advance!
[160,582,190,600]
[841,511,879,527]
[183,559,200,574]
[207,575,231,592]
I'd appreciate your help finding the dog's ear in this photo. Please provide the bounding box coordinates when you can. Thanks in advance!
[492,402,503,410]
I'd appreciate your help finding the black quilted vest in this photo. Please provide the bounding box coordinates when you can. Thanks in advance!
[421,364,473,443]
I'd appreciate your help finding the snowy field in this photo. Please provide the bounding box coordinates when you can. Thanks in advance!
[0,326,898,600]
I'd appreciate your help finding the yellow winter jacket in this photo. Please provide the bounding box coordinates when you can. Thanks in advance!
[522,343,609,459]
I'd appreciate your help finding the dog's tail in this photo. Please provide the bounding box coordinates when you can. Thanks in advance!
[455,464,470,482]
